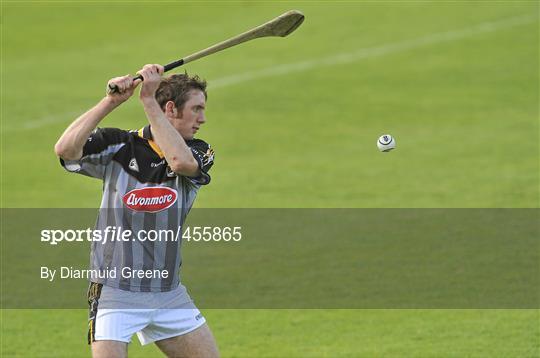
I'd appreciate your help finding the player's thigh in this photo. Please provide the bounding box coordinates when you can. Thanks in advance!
[155,323,219,358]
[91,340,128,358]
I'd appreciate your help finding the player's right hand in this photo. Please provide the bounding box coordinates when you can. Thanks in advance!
[106,75,140,104]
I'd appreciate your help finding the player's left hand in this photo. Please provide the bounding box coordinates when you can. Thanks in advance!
[137,64,164,101]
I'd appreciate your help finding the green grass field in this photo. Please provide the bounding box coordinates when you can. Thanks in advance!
[1,1,538,357]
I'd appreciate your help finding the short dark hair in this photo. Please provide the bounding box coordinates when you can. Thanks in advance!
[155,73,207,111]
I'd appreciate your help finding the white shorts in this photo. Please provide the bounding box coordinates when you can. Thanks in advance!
[88,282,206,345]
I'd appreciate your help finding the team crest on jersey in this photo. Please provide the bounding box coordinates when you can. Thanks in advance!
[203,146,214,166]
[123,187,177,213]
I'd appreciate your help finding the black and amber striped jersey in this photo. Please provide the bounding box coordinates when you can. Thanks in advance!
[60,125,214,292]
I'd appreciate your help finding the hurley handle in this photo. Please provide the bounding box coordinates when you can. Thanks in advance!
[106,59,185,94]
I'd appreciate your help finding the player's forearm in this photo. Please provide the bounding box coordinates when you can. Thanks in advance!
[141,98,198,175]
[54,97,120,160]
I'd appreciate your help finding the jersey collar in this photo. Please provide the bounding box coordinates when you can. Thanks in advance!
[138,125,165,159]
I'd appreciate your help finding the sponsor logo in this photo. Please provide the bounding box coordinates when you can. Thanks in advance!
[151,160,166,168]
[129,158,139,172]
[123,187,177,212]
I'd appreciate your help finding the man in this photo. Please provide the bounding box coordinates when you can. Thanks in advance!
[54,64,219,358]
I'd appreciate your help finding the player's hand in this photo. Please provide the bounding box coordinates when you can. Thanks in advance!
[137,64,164,102]
[106,75,139,104]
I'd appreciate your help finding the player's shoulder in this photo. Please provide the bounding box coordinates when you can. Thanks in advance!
[187,138,215,168]
[187,138,211,148]
[187,138,214,156]
[92,127,133,142]
[94,127,130,135]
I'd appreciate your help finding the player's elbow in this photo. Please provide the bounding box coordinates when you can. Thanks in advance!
[54,141,67,158]
[169,157,199,176]
[54,141,80,161]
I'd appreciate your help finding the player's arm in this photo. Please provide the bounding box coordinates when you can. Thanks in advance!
[137,64,200,177]
[54,76,140,161]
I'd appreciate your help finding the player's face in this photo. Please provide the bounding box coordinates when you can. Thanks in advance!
[172,90,207,140]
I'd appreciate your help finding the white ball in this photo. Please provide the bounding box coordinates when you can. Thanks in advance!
[377,134,396,152]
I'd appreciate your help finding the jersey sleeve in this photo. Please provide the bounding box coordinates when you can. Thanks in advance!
[59,127,130,180]
[187,139,215,186]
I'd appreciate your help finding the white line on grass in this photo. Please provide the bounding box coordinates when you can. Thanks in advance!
[210,14,537,89]
[5,13,537,132]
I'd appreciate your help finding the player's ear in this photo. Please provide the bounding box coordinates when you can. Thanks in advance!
[165,101,177,116]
